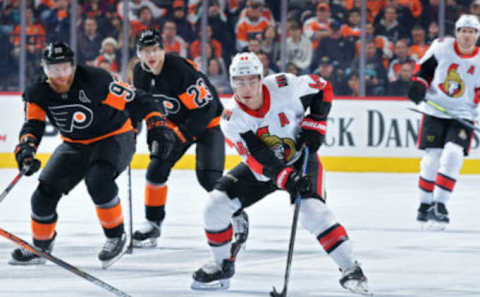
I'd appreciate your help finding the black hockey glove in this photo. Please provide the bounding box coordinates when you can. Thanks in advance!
[14,138,41,176]
[276,167,311,199]
[298,115,326,153]
[408,79,427,104]
[148,127,177,160]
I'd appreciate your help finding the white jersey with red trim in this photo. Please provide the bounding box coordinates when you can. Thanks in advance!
[221,73,327,182]
[419,37,480,120]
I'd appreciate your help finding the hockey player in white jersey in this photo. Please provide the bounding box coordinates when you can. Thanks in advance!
[408,14,480,229]
[191,52,371,295]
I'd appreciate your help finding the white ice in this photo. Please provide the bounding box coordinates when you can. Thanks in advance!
[0,168,479,297]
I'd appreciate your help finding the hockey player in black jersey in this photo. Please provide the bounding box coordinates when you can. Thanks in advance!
[10,42,169,268]
[131,29,248,249]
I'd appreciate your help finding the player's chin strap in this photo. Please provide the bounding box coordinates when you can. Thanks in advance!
[409,100,480,134]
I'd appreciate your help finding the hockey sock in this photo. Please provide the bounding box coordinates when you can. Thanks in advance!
[433,143,463,204]
[418,148,441,204]
[145,182,167,222]
[96,196,124,237]
[32,215,57,244]
[317,223,355,270]
[205,224,233,265]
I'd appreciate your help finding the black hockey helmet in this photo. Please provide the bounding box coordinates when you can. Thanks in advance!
[42,42,74,65]
[136,29,163,51]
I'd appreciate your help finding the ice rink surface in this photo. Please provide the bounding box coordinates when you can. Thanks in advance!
[0,168,478,297]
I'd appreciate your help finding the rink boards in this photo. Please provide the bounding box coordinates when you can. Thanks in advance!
[0,94,479,173]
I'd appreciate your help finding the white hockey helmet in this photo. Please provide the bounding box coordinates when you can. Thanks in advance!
[455,14,480,36]
[229,52,263,86]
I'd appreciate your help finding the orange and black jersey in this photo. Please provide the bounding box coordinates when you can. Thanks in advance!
[20,65,164,145]
[133,54,223,141]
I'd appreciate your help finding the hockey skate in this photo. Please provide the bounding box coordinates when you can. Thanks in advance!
[132,220,161,248]
[428,202,449,231]
[99,233,127,269]
[231,210,249,259]
[9,233,56,266]
[339,262,373,296]
[417,203,433,230]
[191,259,235,290]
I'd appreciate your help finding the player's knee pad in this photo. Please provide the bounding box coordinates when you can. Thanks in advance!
[196,169,222,192]
[31,182,62,217]
[146,158,170,184]
[85,162,118,205]
[204,190,241,230]
[299,198,336,235]
[420,148,442,178]
[440,142,464,174]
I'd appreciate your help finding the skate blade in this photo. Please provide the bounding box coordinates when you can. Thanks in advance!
[191,279,230,291]
[343,280,373,296]
[8,258,46,266]
[426,221,447,231]
[101,244,128,269]
[132,238,158,248]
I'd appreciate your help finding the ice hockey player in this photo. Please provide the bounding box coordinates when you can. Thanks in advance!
[10,42,169,268]
[191,52,371,296]
[132,29,249,249]
[408,14,480,230]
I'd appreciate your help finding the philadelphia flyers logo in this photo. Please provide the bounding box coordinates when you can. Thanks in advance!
[48,104,93,132]
[153,94,181,115]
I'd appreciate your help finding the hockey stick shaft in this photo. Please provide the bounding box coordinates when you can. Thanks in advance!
[126,164,133,254]
[0,227,131,297]
[426,100,480,133]
[0,171,24,203]
[271,147,310,297]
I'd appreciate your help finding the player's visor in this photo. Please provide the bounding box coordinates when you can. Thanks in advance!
[231,76,261,88]
[43,62,74,78]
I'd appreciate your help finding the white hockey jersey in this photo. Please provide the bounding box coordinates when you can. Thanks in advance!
[419,37,480,120]
[221,73,328,182]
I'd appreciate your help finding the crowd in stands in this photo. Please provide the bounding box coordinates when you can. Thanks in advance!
[0,0,477,96]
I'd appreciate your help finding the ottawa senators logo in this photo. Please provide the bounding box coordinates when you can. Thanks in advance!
[438,64,465,98]
[256,126,296,162]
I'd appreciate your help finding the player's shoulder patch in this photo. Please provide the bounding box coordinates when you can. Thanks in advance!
[274,73,289,88]
[222,108,233,121]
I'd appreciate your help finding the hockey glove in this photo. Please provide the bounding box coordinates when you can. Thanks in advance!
[408,79,427,104]
[148,127,177,160]
[298,115,326,153]
[276,167,311,198]
[14,138,41,176]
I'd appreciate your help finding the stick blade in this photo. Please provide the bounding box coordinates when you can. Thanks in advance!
[270,286,285,297]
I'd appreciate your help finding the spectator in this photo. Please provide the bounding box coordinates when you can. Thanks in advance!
[116,0,166,23]
[387,39,415,82]
[257,51,276,77]
[170,0,195,43]
[131,6,160,35]
[341,8,361,39]
[376,0,418,35]
[0,29,14,90]
[419,0,457,34]
[388,63,414,96]
[43,0,70,43]
[235,0,274,50]
[303,3,333,50]
[426,21,439,44]
[374,6,409,43]
[286,20,313,73]
[470,0,480,18]
[244,37,262,54]
[344,0,385,23]
[261,26,280,65]
[313,56,341,95]
[286,62,300,75]
[300,0,347,24]
[83,0,112,19]
[341,71,361,96]
[162,20,188,57]
[77,17,103,65]
[189,25,222,60]
[207,57,232,94]
[354,22,394,62]
[409,24,429,61]
[348,40,388,96]
[207,0,235,65]
[313,21,355,71]
[95,37,119,73]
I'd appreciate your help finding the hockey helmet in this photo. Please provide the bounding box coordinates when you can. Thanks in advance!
[136,29,163,52]
[42,42,74,65]
[455,14,480,35]
[229,52,263,86]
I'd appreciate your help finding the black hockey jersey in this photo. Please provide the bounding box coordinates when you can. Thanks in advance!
[133,54,223,141]
[20,65,163,145]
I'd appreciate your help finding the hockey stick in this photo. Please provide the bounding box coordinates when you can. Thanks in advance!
[0,227,131,297]
[126,164,133,254]
[409,100,480,133]
[0,170,25,203]
[270,147,310,297]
